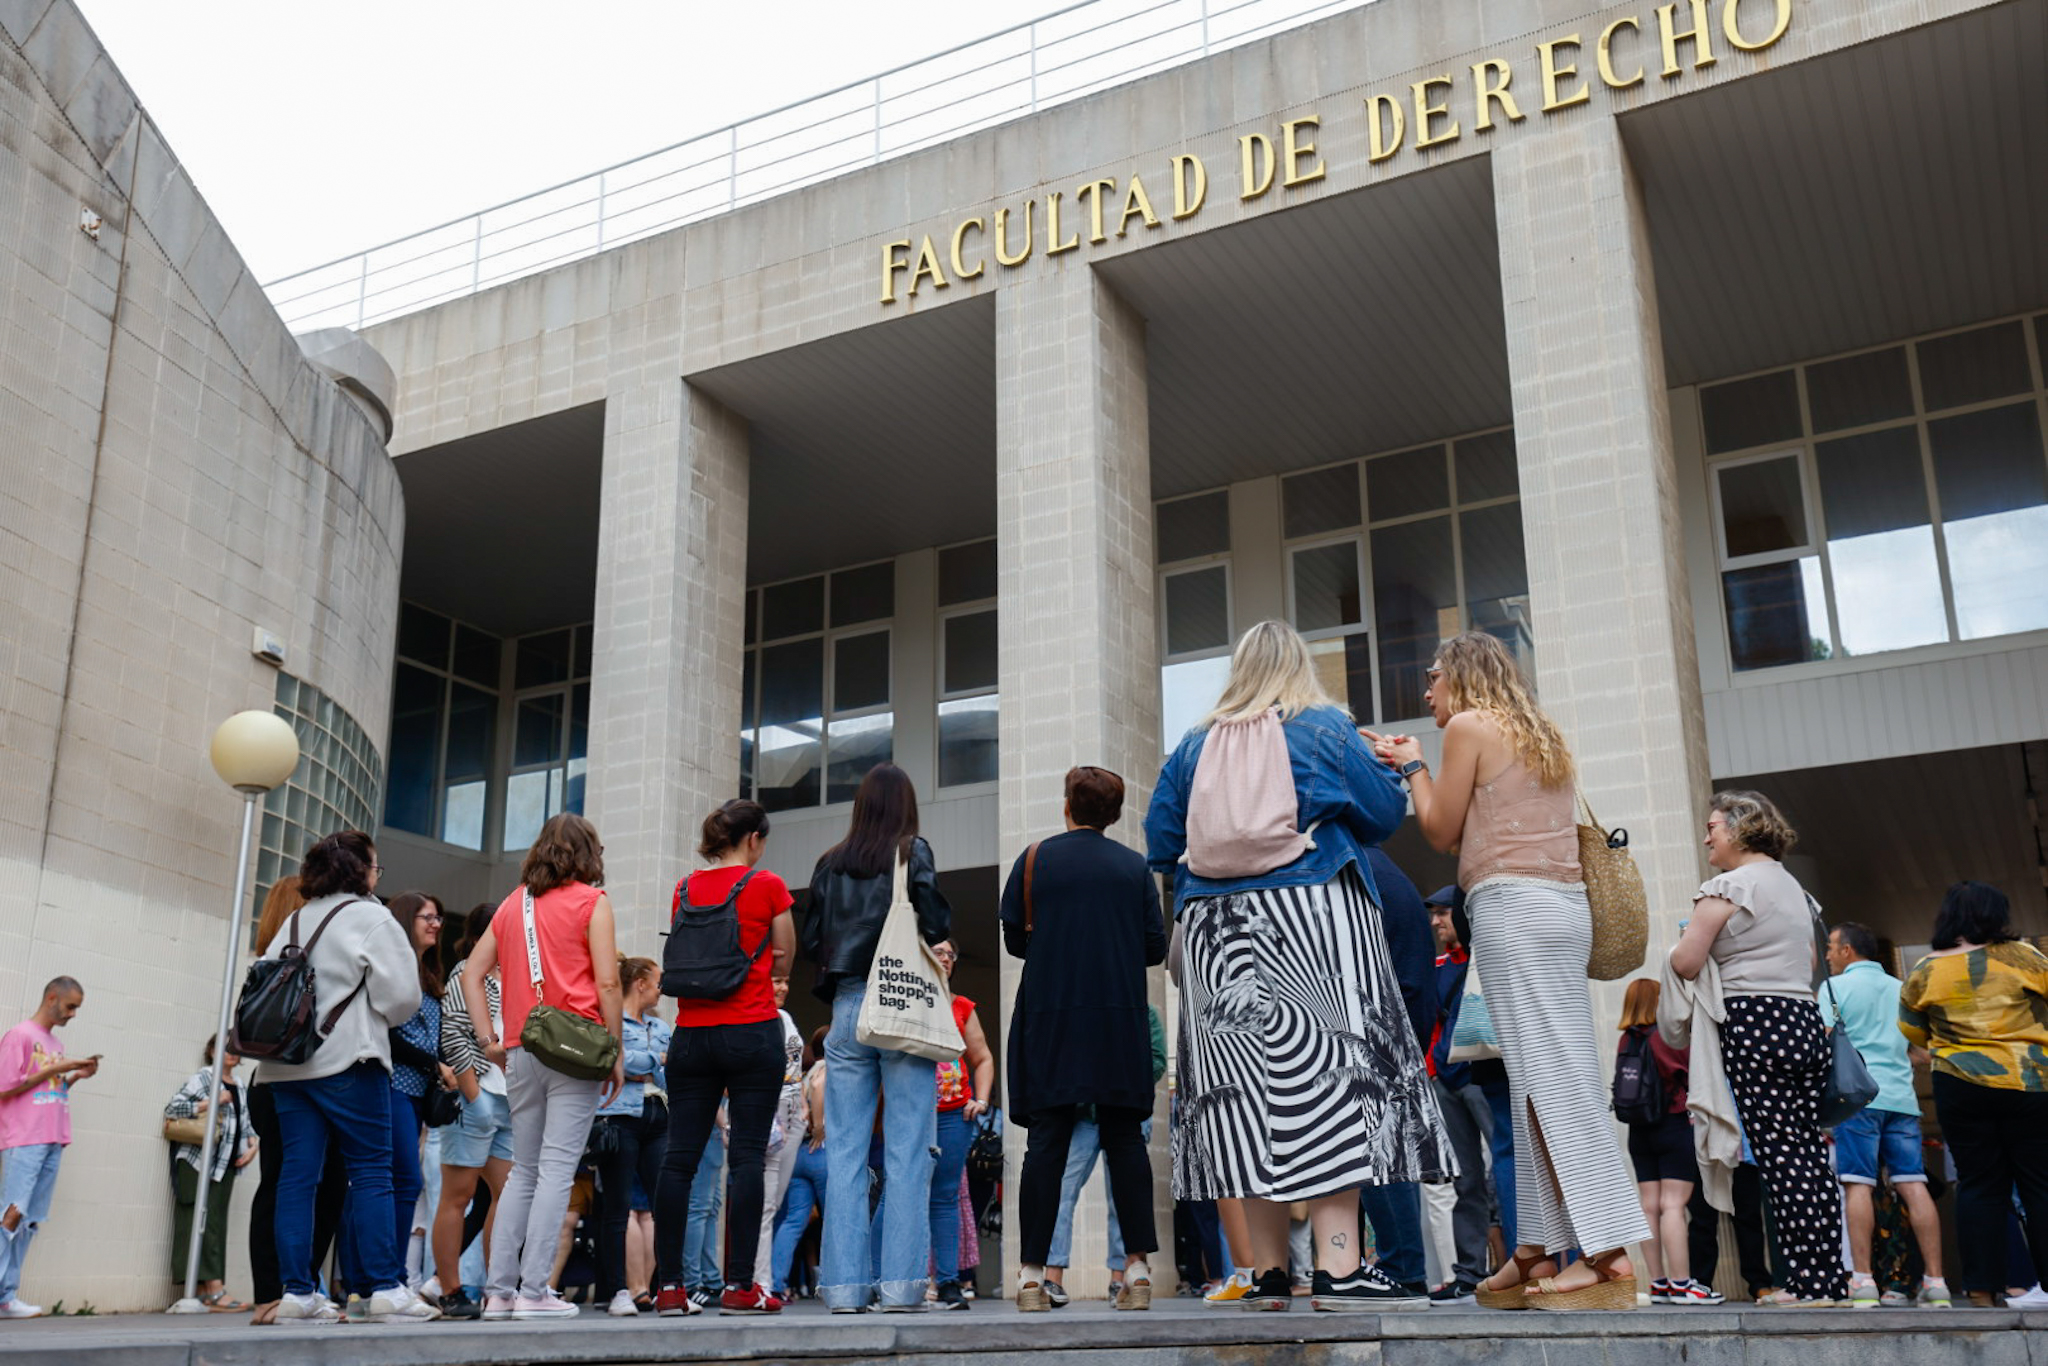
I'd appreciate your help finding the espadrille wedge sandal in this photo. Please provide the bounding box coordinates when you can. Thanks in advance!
[1476,1250,1557,1311]
[1525,1250,1638,1312]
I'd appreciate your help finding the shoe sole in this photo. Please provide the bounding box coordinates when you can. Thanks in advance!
[1115,1284,1152,1312]
[1314,1295,1430,1313]
[1477,1286,1532,1310]
[720,1308,780,1315]
[510,1309,579,1319]
[1241,1298,1291,1312]
[1526,1274,1639,1312]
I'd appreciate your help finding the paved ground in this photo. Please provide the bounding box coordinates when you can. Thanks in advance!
[0,1296,2039,1366]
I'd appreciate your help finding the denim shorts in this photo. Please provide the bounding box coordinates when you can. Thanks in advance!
[1834,1106,1926,1185]
[440,1087,514,1167]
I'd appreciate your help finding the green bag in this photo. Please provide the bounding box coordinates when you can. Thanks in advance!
[517,888,620,1082]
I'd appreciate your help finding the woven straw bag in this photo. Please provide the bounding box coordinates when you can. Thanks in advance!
[1578,796,1647,980]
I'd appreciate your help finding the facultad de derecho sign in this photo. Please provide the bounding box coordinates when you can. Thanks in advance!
[880,0,1792,304]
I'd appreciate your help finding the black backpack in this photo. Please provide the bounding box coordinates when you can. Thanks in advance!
[1612,1025,1666,1125]
[229,900,371,1064]
[661,870,769,1001]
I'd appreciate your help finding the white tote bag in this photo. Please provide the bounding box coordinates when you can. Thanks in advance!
[855,854,963,1063]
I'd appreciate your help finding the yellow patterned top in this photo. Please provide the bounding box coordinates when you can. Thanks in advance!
[1899,941,2048,1092]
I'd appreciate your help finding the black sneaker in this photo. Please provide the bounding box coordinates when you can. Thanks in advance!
[1043,1281,1069,1309]
[689,1286,719,1309]
[1241,1267,1293,1312]
[436,1288,482,1320]
[934,1281,970,1311]
[1312,1265,1431,1313]
[1428,1280,1478,1306]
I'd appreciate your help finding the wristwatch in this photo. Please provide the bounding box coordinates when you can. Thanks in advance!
[1397,759,1427,781]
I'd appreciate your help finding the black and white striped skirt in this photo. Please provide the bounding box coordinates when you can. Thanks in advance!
[1171,866,1454,1202]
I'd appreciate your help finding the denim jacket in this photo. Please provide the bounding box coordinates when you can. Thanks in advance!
[597,1012,673,1119]
[1145,704,1407,913]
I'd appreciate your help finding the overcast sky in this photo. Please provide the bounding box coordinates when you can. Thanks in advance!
[75,0,1055,284]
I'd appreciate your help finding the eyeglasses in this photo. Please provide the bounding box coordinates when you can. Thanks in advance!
[417,911,443,923]
[932,950,958,963]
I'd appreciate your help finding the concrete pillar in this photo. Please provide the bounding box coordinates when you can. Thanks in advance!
[994,266,1165,1296]
[1492,117,1714,993]
[586,379,749,952]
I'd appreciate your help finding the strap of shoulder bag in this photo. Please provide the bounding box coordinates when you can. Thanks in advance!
[306,899,375,1037]
[676,869,773,963]
[522,887,547,997]
[1022,841,1042,933]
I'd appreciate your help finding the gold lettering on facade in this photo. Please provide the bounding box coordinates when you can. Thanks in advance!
[1117,177,1162,236]
[1239,133,1276,199]
[1046,190,1081,255]
[994,202,1034,267]
[1076,178,1117,244]
[1170,154,1208,219]
[1537,37,1592,111]
[1472,60,1524,132]
[909,236,948,294]
[1282,116,1327,186]
[1366,93,1405,163]
[1656,0,1719,77]
[950,218,986,280]
[1598,17,1646,88]
[1722,0,1792,51]
[880,240,912,304]
[1412,79,1460,149]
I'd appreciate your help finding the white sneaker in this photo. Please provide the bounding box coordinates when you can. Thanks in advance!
[607,1289,639,1317]
[2006,1285,2048,1308]
[366,1285,443,1322]
[0,1299,44,1320]
[417,1275,443,1302]
[511,1293,579,1319]
[274,1292,343,1324]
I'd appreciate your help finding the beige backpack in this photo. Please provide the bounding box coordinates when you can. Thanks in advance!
[1181,709,1316,878]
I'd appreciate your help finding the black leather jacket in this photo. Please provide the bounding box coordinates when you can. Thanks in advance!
[802,837,952,1002]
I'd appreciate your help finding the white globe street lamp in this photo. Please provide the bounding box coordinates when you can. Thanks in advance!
[169,711,300,1314]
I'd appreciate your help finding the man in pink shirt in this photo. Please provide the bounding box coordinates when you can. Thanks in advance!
[0,977,96,1319]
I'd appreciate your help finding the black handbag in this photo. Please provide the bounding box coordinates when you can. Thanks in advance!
[423,1085,462,1129]
[1817,979,1880,1128]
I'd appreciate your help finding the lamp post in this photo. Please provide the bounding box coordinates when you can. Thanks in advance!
[168,711,300,1314]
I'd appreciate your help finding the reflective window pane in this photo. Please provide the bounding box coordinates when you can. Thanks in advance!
[1161,656,1231,751]
[831,562,895,627]
[1816,427,1947,655]
[1291,543,1362,634]
[445,683,496,787]
[573,625,592,680]
[397,602,450,668]
[1804,347,1912,435]
[1723,558,1831,671]
[1454,430,1518,502]
[452,624,500,688]
[1717,456,1808,559]
[1164,566,1229,657]
[1917,321,2032,412]
[503,770,553,852]
[938,695,999,787]
[1158,491,1229,563]
[762,577,825,640]
[1459,502,1532,658]
[744,589,759,647]
[570,683,589,763]
[1282,464,1360,538]
[1929,403,2048,640]
[515,693,565,767]
[1307,634,1373,724]
[1368,446,1448,522]
[1701,370,1802,455]
[739,651,756,797]
[515,629,572,689]
[1372,516,1456,721]
[834,630,891,712]
[758,638,823,810]
[828,713,894,804]
[938,540,998,605]
[943,610,998,695]
[383,664,442,836]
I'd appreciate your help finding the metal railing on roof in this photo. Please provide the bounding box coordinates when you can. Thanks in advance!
[264,0,1373,332]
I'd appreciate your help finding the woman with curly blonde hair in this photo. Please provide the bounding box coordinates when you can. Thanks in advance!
[1367,632,1647,1311]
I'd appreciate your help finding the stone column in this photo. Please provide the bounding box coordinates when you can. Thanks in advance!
[1492,117,1714,994]
[994,266,1165,1296]
[586,378,749,951]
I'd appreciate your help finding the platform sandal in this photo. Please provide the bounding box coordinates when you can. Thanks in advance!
[1525,1249,1637,1312]
[1477,1249,1557,1311]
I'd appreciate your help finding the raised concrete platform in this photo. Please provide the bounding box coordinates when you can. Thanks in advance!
[0,1299,2040,1366]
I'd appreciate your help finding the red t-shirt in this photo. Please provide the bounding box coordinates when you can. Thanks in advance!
[492,881,603,1046]
[669,867,793,1028]
[935,994,977,1111]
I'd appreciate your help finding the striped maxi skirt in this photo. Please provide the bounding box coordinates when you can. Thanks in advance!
[1171,866,1455,1202]
[1467,876,1652,1257]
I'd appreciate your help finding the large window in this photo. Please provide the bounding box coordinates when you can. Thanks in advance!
[739,561,896,811]
[384,603,501,850]
[502,626,593,850]
[256,672,383,928]
[937,539,998,789]
[1704,313,2048,672]
[1157,492,1233,748]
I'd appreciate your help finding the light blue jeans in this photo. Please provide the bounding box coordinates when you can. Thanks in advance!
[771,1141,827,1296]
[1048,1116,1152,1270]
[0,1143,63,1304]
[683,1132,726,1289]
[822,978,936,1310]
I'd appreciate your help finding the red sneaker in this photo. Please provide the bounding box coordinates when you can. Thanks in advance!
[719,1284,783,1316]
[654,1284,701,1317]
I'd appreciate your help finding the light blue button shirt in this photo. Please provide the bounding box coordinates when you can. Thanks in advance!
[1824,959,1919,1116]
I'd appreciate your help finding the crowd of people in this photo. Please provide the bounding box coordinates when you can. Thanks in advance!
[2,619,2047,1323]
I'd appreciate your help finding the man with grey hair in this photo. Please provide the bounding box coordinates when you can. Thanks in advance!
[0,977,96,1318]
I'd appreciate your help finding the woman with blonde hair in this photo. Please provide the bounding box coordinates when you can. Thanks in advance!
[1147,620,1452,1313]
[1367,631,1647,1311]
[1615,979,1713,1304]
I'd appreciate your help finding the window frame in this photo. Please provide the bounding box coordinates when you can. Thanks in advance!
[935,595,999,795]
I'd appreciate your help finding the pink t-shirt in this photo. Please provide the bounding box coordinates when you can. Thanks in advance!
[0,1022,71,1149]
[491,881,604,1046]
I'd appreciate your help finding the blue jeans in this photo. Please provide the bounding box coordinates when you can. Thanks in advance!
[929,1107,973,1283]
[771,1142,827,1296]
[1478,1067,1516,1248]
[0,1143,63,1304]
[683,1133,726,1289]
[822,978,937,1310]
[1048,1116,1154,1269]
[1359,1181,1425,1288]
[272,1062,403,1297]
